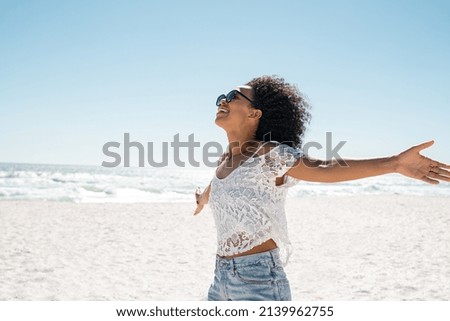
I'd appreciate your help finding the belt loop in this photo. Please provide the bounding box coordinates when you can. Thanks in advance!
[231,258,236,276]
[269,249,276,268]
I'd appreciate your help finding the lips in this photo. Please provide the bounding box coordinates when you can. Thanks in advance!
[217,107,229,114]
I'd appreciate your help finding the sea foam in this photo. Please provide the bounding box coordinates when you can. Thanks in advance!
[0,163,448,203]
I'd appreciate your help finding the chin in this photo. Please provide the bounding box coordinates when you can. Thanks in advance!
[215,118,233,133]
[214,116,225,127]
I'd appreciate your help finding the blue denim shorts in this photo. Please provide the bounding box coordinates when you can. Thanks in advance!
[207,248,292,301]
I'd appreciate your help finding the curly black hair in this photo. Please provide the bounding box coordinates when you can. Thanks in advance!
[246,75,311,148]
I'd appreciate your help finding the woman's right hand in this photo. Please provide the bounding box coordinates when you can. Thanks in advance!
[193,184,210,215]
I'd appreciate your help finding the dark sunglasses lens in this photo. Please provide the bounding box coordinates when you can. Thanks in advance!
[226,90,237,103]
[216,94,226,106]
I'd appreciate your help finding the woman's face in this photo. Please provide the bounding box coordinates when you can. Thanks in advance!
[215,85,261,133]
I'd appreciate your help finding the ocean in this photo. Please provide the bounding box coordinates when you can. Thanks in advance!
[0,162,448,203]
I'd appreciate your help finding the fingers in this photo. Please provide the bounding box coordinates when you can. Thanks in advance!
[430,166,450,176]
[193,204,204,216]
[434,161,450,169]
[428,171,450,182]
[424,157,450,170]
[420,176,440,185]
[413,140,434,152]
[422,165,450,184]
[410,140,450,170]
[194,187,202,213]
[195,187,201,204]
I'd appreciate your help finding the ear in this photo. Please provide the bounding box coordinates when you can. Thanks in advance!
[249,110,262,119]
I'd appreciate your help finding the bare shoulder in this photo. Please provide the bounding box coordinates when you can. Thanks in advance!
[217,152,227,166]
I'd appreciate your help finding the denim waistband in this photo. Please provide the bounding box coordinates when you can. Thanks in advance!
[215,248,282,270]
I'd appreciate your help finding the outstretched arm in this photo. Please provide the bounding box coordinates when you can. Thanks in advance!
[287,140,450,184]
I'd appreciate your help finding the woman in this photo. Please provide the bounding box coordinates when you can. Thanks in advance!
[193,75,449,301]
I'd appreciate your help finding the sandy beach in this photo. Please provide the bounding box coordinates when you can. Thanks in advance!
[1,195,449,300]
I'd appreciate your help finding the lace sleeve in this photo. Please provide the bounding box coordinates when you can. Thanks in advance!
[262,144,303,178]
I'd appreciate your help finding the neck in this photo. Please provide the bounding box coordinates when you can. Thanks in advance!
[225,132,260,157]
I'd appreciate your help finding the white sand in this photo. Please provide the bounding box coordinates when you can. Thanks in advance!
[0,195,449,300]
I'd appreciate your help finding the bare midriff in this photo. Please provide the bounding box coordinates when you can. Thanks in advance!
[220,239,278,259]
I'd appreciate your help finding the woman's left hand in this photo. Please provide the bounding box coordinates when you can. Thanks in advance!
[395,140,450,184]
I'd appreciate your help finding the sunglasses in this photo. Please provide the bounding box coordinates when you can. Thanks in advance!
[216,90,255,107]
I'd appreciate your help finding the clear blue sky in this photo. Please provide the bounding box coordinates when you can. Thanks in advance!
[1,0,449,167]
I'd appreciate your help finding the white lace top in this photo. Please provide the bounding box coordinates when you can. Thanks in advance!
[209,142,303,266]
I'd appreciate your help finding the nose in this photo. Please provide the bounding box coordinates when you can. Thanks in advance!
[219,98,227,107]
